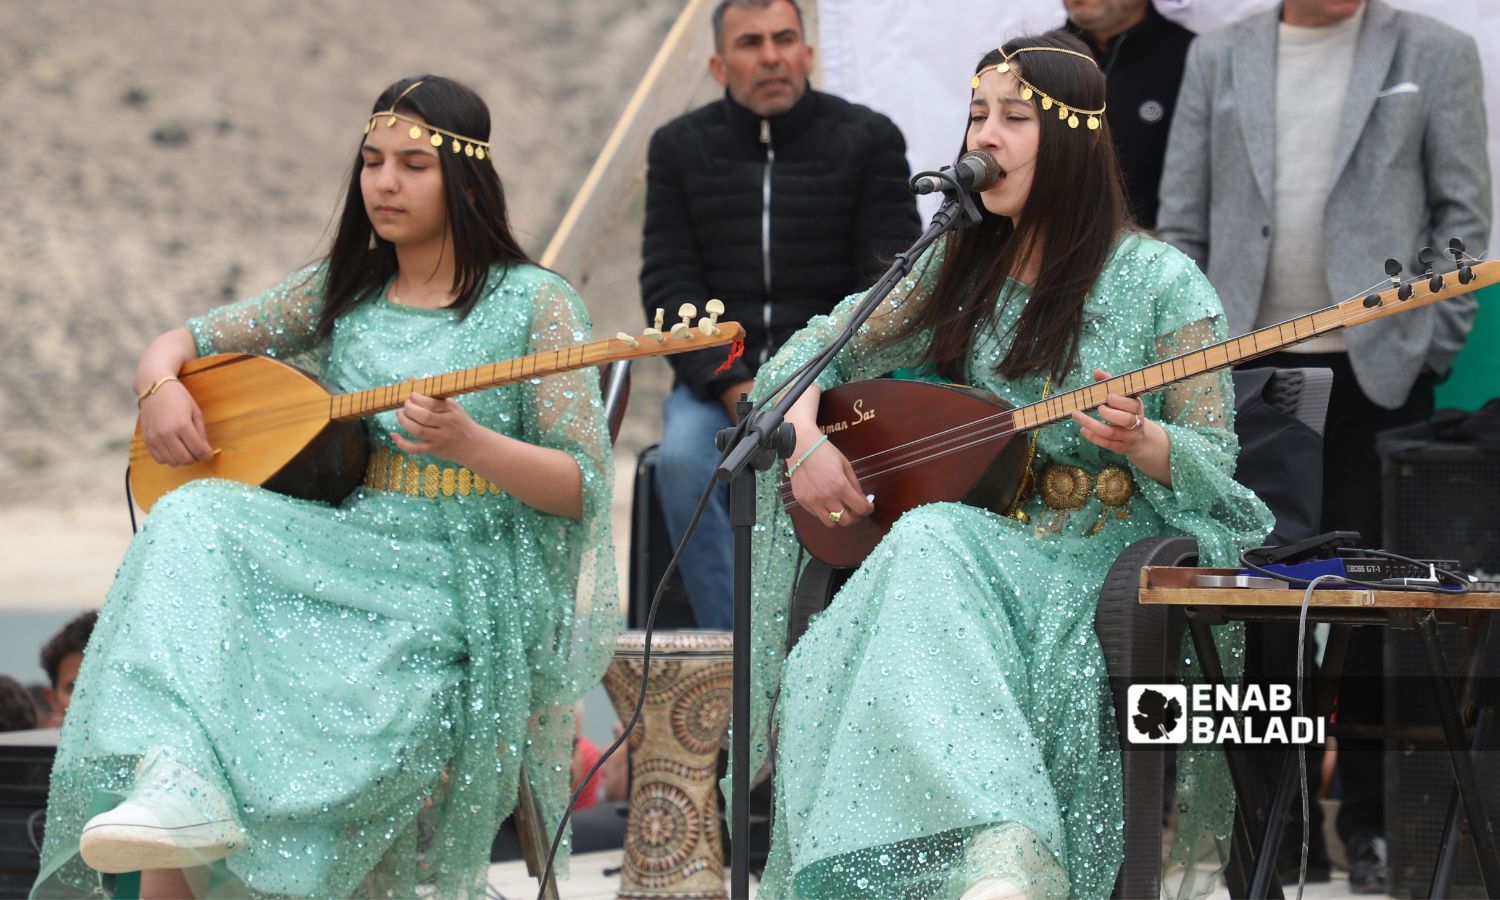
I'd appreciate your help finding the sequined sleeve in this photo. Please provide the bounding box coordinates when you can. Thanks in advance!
[511,272,621,855]
[752,241,947,398]
[186,263,328,360]
[1128,254,1274,567]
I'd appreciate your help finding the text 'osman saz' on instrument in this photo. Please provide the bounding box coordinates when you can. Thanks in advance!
[128,301,743,511]
[786,241,1497,568]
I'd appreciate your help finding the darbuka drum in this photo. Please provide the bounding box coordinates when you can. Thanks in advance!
[603,630,733,899]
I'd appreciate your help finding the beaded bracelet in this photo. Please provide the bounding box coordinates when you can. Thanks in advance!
[785,434,829,477]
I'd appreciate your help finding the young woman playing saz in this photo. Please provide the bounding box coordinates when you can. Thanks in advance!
[33,76,618,899]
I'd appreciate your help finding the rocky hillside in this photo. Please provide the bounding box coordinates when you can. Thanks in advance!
[0,0,685,504]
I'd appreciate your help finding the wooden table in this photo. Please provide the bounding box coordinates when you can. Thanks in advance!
[1140,565,1500,613]
[1138,567,1500,899]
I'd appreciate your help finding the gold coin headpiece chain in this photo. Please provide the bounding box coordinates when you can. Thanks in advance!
[971,45,1106,131]
[362,80,492,160]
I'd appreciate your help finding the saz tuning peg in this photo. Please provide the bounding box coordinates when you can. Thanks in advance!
[1419,246,1444,292]
[1448,237,1475,285]
[1386,258,1414,301]
[642,308,667,343]
[698,299,725,337]
[615,331,641,349]
[671,303,697,340]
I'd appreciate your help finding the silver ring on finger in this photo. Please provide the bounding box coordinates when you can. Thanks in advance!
[1128,414,1144,431]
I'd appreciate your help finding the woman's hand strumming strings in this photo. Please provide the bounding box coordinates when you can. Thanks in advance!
[139,381,214,466]
[787,434,874,529]
[135,327,212,467]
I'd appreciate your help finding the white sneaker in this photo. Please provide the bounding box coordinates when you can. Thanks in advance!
[961,877,1030,899]
[958,822,1067,899]
[80,799,245,873]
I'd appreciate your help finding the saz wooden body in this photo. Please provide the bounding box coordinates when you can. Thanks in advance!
[787,380,1028,568]
[127,320,745,512]
[129,355,366,511]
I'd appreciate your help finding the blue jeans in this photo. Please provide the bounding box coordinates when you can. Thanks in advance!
[655,384,734,629]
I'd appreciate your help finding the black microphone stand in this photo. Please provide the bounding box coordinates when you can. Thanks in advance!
[714,168,985,898]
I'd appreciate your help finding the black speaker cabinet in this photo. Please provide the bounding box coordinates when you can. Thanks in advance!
[1383,443,1500,897]
[1382,444,1500,590]
[1382,623,1500,898]
[0,729,56,898]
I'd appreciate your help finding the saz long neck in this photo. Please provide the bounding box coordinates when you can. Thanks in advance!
[1011,259,1498,432]
[327,323,744,422]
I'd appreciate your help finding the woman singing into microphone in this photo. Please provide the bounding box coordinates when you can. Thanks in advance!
[742,33,1272,898]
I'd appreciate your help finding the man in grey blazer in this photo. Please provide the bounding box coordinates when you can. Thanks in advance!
[1157,0,1490,891]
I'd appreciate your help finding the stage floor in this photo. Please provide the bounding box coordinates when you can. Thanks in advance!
[486,848,759,899]
[486,850,1367,899]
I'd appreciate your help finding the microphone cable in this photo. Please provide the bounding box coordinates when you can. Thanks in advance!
[125,466,139,534]
[534,437,735,898]
[1289,572,1340,900]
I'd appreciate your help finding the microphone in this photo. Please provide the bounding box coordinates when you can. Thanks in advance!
[910,150,1001,195]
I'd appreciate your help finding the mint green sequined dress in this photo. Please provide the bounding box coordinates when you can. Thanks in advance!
[32,263,620,898]
[742,234,1274,898]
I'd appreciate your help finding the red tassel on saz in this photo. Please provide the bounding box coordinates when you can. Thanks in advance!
[714,339,746,374]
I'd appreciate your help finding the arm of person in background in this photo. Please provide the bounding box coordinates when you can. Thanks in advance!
[847,114,922,286]
[1421,33,1491,375]
[570,736,603,809]
[602,721,629,802]
[1155,40,1214,271]
[640,126,754,418]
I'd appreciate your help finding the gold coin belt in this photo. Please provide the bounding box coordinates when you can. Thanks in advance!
[363,446,503,498]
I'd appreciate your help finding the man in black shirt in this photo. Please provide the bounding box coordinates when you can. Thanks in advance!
[1064,0,1195,227]
[641,0,918,628]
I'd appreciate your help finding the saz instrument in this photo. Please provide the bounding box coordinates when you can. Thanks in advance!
[788,246,1498,568]
[129,305,744,512]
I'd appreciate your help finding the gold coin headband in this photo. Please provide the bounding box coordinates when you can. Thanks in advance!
[971,45,1106,131]
[362,80,492,160]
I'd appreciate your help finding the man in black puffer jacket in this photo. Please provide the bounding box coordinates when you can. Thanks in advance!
[642,0,919,629]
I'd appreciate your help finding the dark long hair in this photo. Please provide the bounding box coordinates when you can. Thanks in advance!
[895,33,1132,382]
[315,75,533,339]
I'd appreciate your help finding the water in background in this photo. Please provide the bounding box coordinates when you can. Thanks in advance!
[0,609,89,687]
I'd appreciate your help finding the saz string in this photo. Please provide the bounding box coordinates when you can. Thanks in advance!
[777,403,1027,512]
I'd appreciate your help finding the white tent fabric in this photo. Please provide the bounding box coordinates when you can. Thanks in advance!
[819,0,1500,257]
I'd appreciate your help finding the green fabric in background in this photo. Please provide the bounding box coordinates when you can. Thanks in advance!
[1435,284,1500,411]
